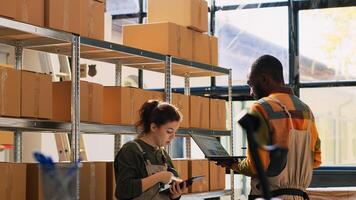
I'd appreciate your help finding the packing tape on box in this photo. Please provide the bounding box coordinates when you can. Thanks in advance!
[90,163,96,200]
[199,98,204,127]
[63,0,70,30]
[130,89,135,125]
[20,1,29,22]
[4,164,14,200]
[88,84,93,122]
[35,75,40,118]
[88,1,95,38]
[0,69,8,115]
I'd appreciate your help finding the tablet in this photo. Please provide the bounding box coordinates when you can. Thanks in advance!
[178,175,204,188]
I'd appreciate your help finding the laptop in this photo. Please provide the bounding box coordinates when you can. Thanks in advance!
[189,133,246,163]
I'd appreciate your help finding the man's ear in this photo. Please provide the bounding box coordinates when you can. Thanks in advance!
[260,74,269,84]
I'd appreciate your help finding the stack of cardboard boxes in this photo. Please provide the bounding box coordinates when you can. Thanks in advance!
[123,0,218,66]
[0,0,105,40]
[171,159,226,193]
[0,65,52,120]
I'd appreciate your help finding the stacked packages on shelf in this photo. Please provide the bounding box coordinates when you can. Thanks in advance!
[0,0,105,40]
[123,0,218,66]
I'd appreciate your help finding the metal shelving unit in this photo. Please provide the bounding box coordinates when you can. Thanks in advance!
[0,17,234,199]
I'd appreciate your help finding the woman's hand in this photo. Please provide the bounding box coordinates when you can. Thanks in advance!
[169,181,186,199]
[155,171,173,184]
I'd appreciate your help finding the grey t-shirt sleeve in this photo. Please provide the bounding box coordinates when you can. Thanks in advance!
[114,143,145,200]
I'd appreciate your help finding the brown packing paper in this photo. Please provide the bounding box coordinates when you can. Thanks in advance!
[0,66,20,117]
[16,0,44,26]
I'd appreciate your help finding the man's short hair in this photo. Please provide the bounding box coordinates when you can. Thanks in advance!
[251,55,284,83]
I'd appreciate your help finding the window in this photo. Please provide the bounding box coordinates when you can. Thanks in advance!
[300,87,356,166]
[215,7,289,86]
[216,0,287,6]
[299,7,356,82]
[107,0,139,15]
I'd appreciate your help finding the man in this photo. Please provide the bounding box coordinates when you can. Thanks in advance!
[227,55,321,199]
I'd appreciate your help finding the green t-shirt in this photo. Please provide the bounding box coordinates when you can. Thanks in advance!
[114,139,174,200]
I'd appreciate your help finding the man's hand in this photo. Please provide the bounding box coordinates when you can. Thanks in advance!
[216,160,239,172]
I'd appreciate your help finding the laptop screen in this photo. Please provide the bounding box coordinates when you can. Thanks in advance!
[190,133,230,157]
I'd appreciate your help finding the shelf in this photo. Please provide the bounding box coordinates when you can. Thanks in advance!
[0,17,74,55]
[80,37,229,77]
[0,17,229,77]
[181,189,232,199]
[0,117,231,136]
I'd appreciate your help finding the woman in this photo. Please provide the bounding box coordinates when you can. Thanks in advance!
[114,100,186,200]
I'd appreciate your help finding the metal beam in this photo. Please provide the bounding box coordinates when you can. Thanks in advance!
[288,0,300,96]
[71,35,80,200]
[216,1,289,11]
[295,0,356,10]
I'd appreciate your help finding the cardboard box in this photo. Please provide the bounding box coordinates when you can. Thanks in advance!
[81,0,104,40]
[80,162,106,200]
[26,163,43,200]
[106,162,116,200]
[188,159,209,193]
[53,81,103,123]
[132,88,150,124]
[26,163,76,200]
[95,0,105,3]
[172,93,189,128]
[103,87,135,125]
[123,22,193,60]
[0,131,14,145]
[0,163,26,200]
[0,66,21,117]
[15,0,44,26]
[148,0,208,33]
[210,36,218,66]
[0,0,16,19]
[210,99,227,130]
[172,159,188,193]
[21,70,52,119]
[45,0,81,34]
[209,161,225,191]
[189,96,209,129]
[145,90,164,101]
[192,32,210,65]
